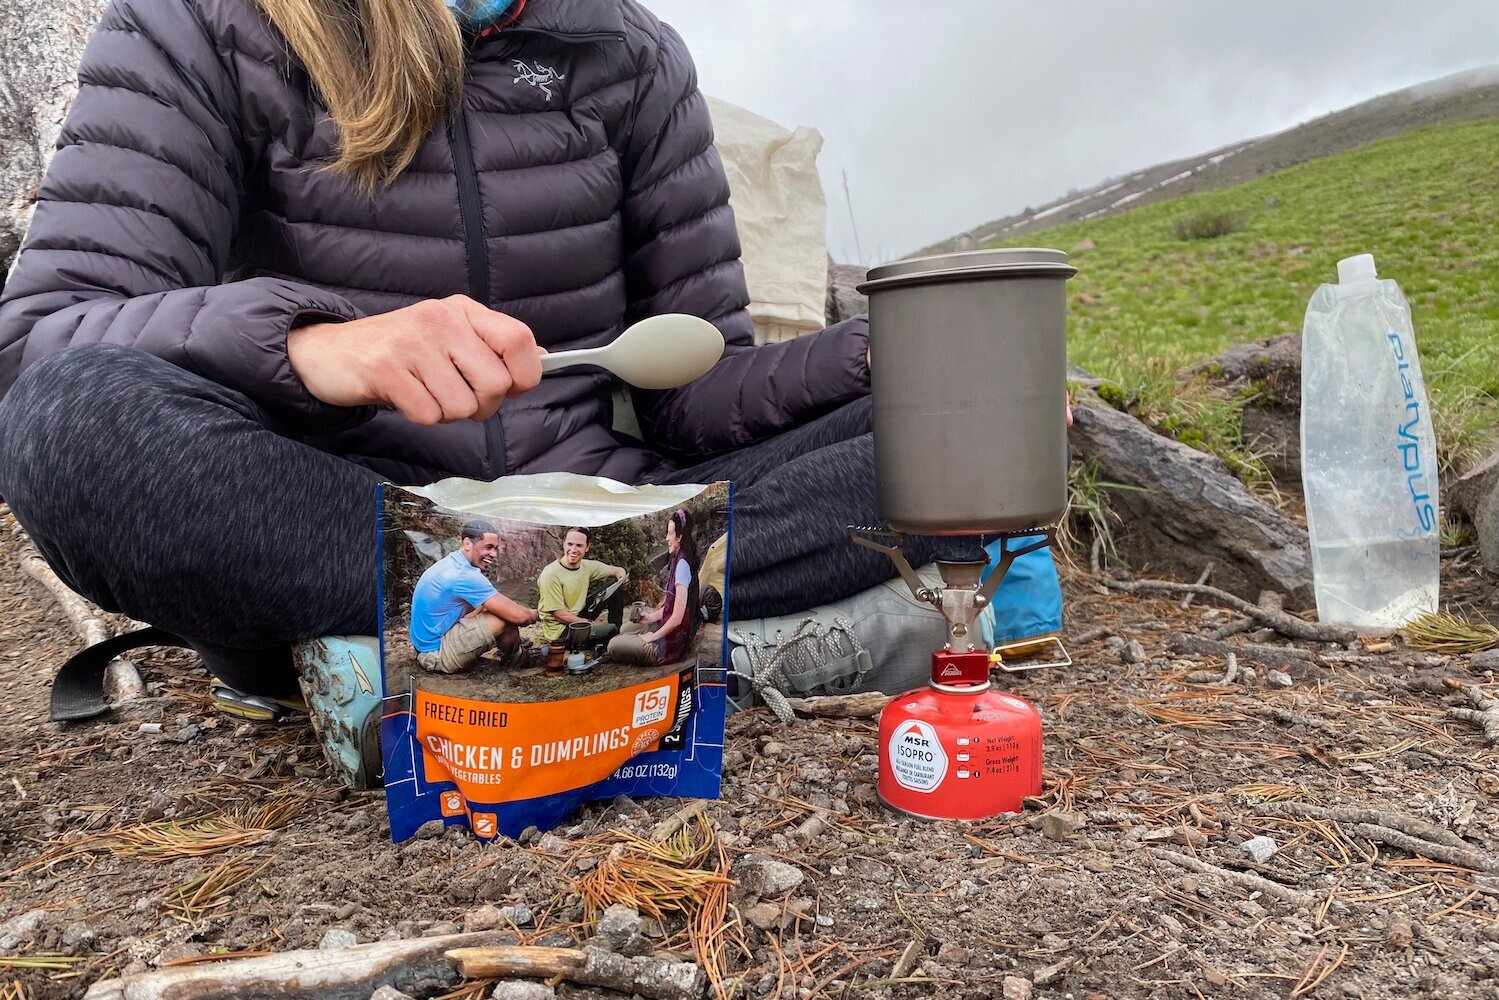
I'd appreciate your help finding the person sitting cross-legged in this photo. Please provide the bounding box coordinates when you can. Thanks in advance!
[410,521,537,675]
[536,527,628,650]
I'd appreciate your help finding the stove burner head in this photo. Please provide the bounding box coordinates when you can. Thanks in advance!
[934,556,987,590]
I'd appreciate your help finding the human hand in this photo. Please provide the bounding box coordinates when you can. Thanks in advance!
[614,567,628,581]
[1066,388,1074,427]
[287,295,544,425]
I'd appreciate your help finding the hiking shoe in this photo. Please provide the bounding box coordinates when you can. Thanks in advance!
[726,565,950,718]
[292,635,383,791]
[698,585,723,624]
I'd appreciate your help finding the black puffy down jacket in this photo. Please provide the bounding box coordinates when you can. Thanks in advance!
[0,0,870,485]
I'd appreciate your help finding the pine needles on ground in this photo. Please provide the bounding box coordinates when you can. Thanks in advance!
[1403,609,1499,654]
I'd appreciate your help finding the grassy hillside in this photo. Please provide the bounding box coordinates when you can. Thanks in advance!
[1001,118,1499,470]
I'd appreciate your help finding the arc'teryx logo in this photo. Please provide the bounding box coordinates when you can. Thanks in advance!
[512,60,565,102]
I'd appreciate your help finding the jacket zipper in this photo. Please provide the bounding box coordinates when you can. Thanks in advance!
[448,104,507,476]
[448,106,489,305]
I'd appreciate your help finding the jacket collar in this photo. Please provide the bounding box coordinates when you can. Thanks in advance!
[509,0,625,39]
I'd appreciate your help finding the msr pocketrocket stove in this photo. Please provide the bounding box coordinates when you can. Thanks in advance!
[851,248,1078,822]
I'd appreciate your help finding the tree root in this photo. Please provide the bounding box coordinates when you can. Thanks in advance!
[1448,682,1499,745]
[1350,822,1498,874]
[1090,537,1354,644]
[1254,802,1469,851]
[1145,847,1318,908]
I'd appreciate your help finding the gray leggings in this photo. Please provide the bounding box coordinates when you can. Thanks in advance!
[0,345,932,696]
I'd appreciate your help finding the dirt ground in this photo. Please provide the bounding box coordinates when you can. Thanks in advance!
[2,515,1498,1000]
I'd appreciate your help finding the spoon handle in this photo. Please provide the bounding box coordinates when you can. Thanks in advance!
[539,346,609,376]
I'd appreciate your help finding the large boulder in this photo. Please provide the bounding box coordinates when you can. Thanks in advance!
[1,0,107,286]
[826,259,868,326]
[1187,333,1303,491]
[1068,391,1313,605]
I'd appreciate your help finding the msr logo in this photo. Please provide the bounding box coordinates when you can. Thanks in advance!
[512,60,566,102]
[940,664,963,678]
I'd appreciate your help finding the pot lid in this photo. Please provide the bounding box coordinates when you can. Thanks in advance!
[864,247,1072,284]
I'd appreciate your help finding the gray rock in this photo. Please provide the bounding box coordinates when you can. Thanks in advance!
[490,981,555,1000]
[1070,391,1313,604]
[500,904,534,927]
[1450,447,1499,526]
[826,260,868,326]
[370,987,416,1000]
[597,904,643,947]
[318,929,358,950]
[733,856,805,898]
[1475,485,1499,575]
[0,0,105,278]
[743,903,782,931]
[1240,836,1279,863]
[463,905,506,933]
[62,921,97,949]
[1266,669,1294,687]
[1471,649,1499,671]
[1002,976,1032,1000]
[0,909,46,950]
[421,922,461,938]
[369,987,416,1000]
[1121,639,1146,665]
[1190,332,1304,488]
[1041,811,1085,842]
[619,932,654,957]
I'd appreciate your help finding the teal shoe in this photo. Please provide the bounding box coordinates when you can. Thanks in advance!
[292,635,383,791]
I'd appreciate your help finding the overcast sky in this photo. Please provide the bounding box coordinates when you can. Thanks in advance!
[647,1,1499,265]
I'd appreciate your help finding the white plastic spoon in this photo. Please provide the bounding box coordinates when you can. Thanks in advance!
[538,313,725,390]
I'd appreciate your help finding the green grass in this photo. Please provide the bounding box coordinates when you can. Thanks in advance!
[996,118,1499,473]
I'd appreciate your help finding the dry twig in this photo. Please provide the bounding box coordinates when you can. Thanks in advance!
[1090,543,1353,643]
[1254,802,1470,850]
[1145,848,1318,908]
[1447,683,1499,744]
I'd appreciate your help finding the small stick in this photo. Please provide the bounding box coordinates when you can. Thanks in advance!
[1208,618,1254,641]
[889,940,923,981]
[1098,572,1354,644]
[19,545,144,702]
[1350,823,1498,874]
[785,693,891,720]
[650,800,709,842]
[1145,848,1318,908]
[1448,683,1499,744]
[1255,802,1471,851]
[450,946,706,1000]
[1180,563,1214,610]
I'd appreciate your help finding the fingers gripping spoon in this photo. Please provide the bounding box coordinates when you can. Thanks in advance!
[538,313,725,390]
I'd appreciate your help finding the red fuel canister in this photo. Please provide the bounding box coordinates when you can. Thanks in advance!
[877,651,1043,820]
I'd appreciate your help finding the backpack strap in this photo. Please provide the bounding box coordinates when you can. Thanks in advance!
[50,627,192,722]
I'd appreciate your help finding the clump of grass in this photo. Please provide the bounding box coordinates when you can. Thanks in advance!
[1440,516,1474,548]
[1095,358,1276,489]
[1172,208,1245,241]
[1426,358,1498,477]
[1403,609,1499,653]
[1059,458,1140,565]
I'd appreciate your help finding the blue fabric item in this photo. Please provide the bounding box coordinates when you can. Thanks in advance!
[408,551,498,652]
[446,0,515,32]
[976,535,1063,648]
